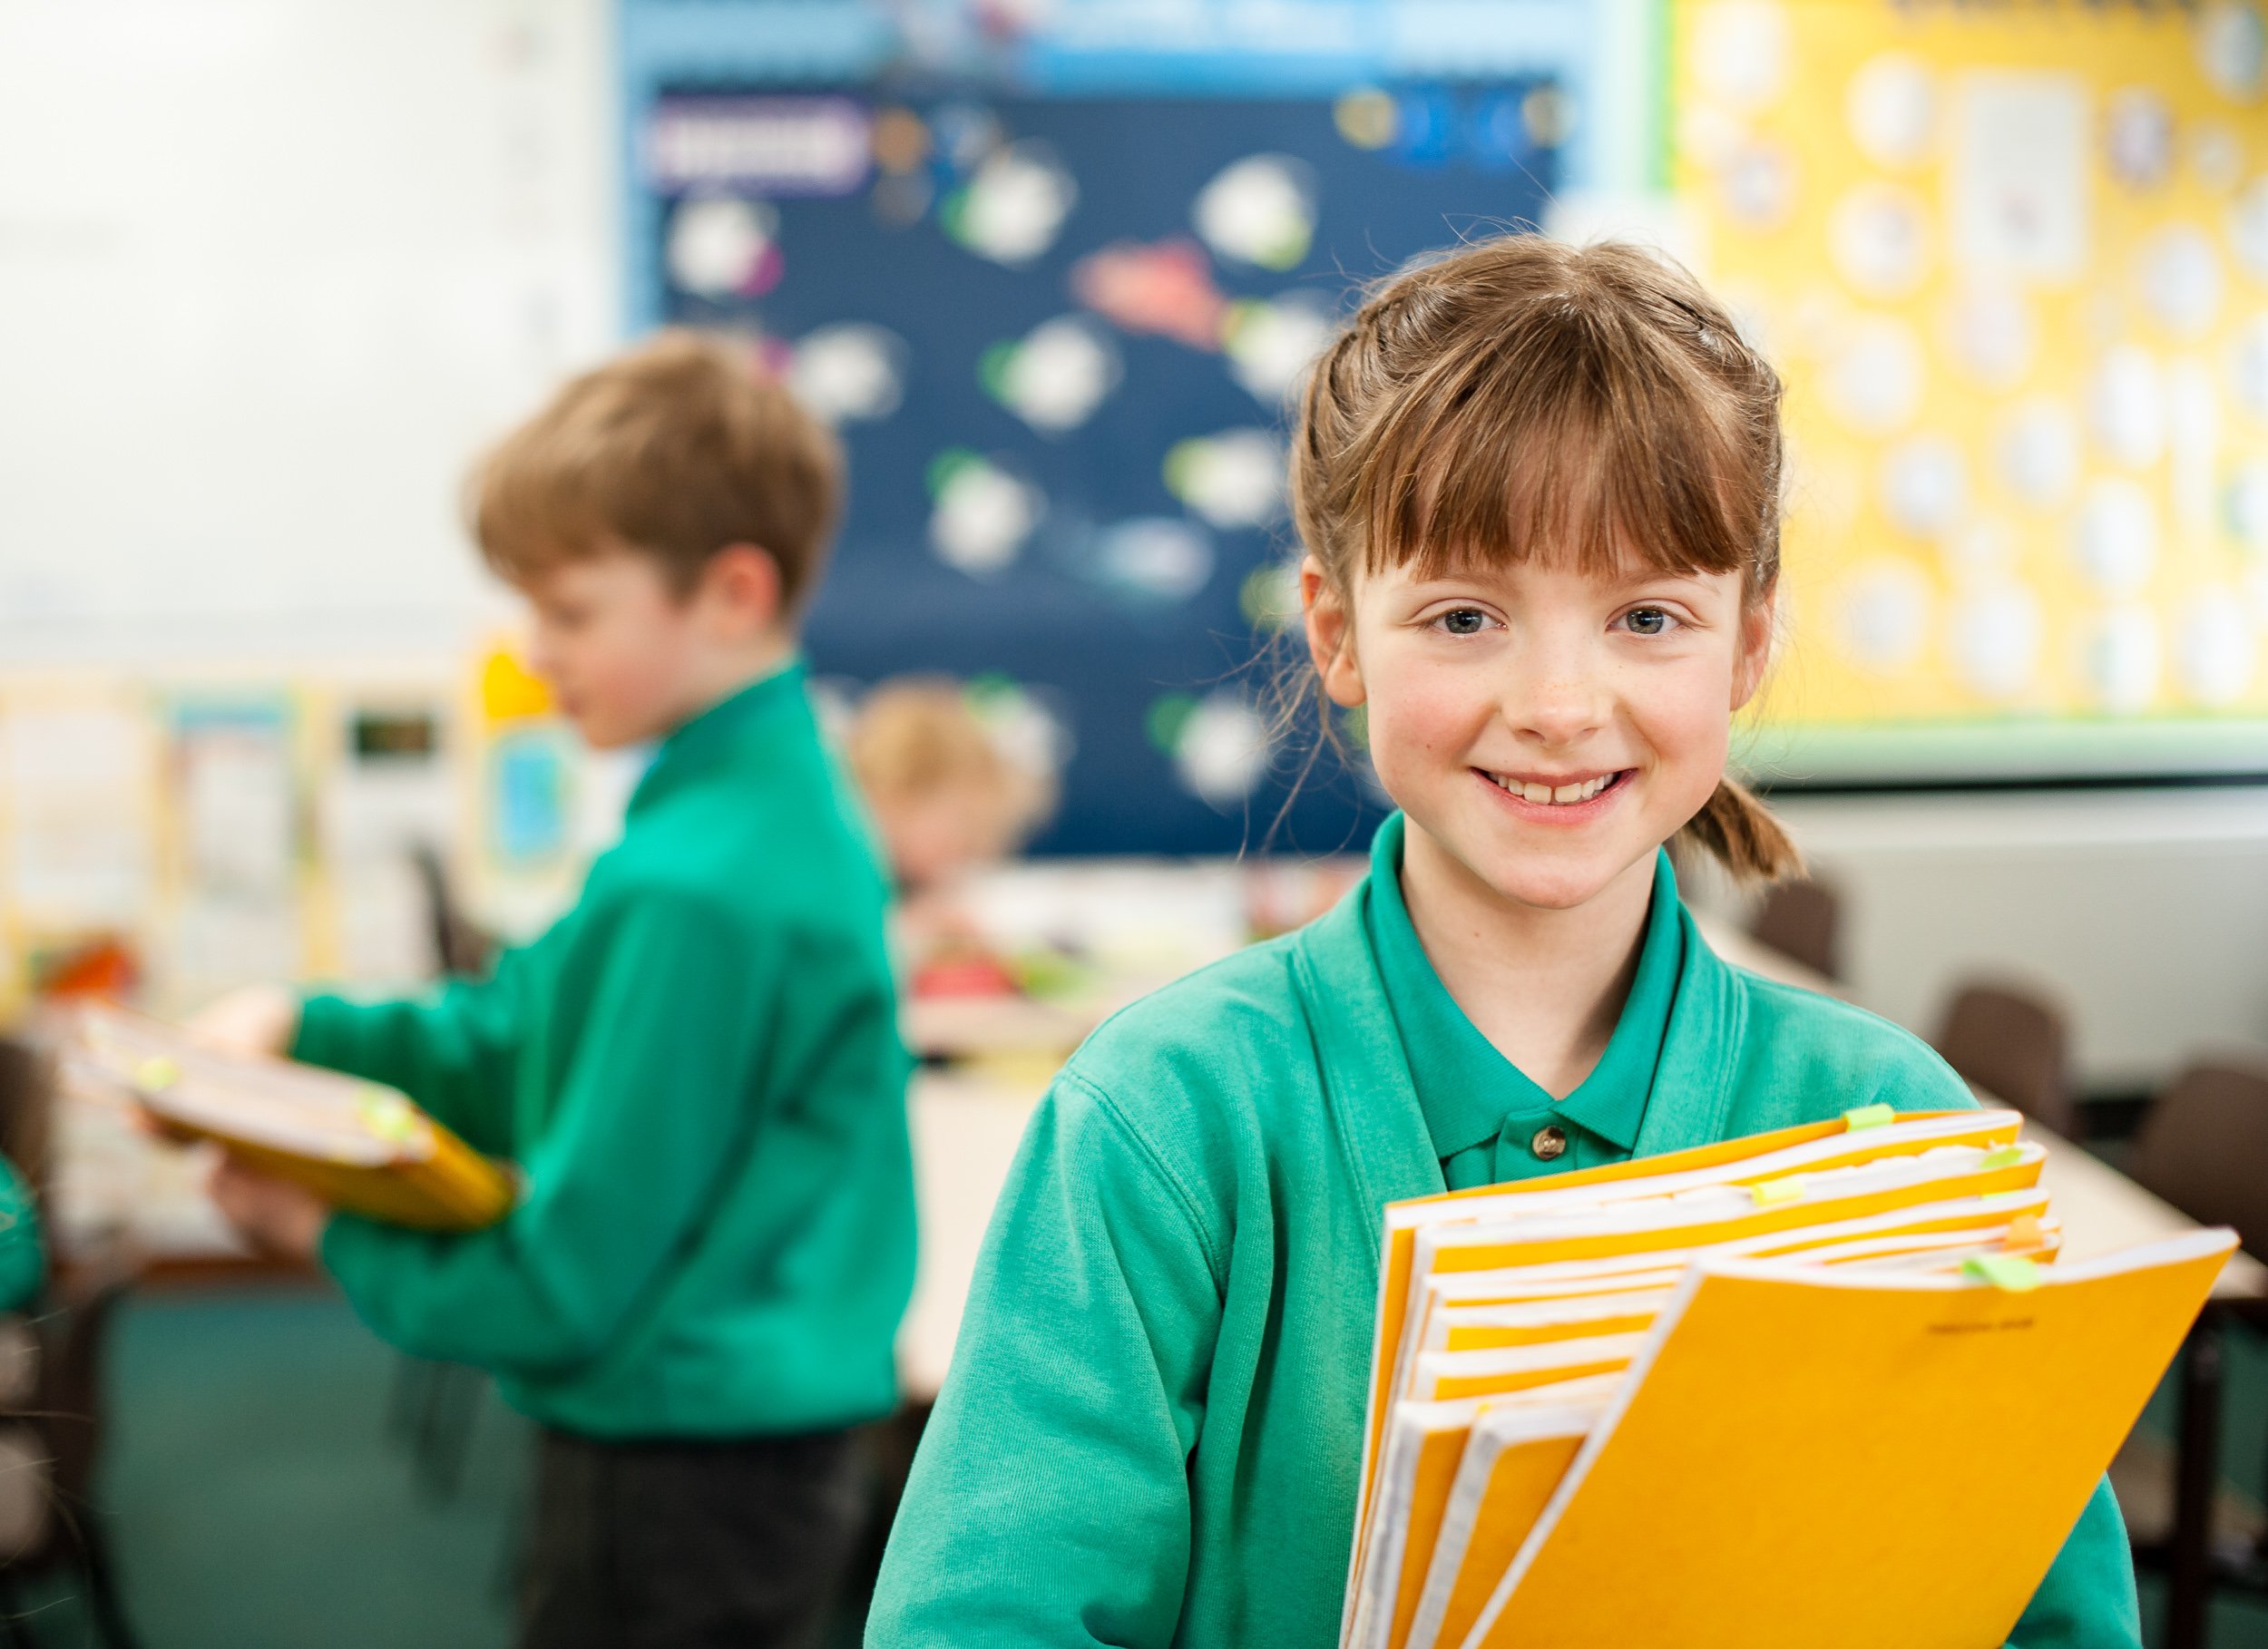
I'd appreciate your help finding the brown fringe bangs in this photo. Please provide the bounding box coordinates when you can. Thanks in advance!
[1350,282,1775,591]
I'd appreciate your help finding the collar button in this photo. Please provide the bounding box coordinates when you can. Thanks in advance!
[1530,1124,1569,1162]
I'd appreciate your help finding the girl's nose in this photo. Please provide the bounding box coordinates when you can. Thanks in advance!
[1504,649,1609,747]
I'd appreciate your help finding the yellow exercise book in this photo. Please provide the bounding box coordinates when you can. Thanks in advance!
[1344,1107,2032,1640]
[64,1005,515,1232]
[1398,1205,2063,1649]
[1463,1229,2235,1649]
[1354,1107,2019,1515]
[1343,1111,2063,1649]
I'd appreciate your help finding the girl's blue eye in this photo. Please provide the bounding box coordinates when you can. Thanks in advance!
[1438,608,1489,636]
[1621,607,1675,637]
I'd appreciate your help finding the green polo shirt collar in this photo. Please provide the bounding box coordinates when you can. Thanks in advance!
[628,658,807,815]
[1361,811,1684,1169]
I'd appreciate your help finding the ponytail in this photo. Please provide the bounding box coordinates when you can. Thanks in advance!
[1677,777,1803,885]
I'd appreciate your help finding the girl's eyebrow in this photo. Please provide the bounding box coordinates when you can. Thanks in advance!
[1609,566,1716,591]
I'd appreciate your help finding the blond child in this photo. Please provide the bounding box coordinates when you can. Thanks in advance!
[846,678,1053,899]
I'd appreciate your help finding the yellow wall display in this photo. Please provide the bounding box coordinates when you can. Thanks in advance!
[1674,0,2268,776]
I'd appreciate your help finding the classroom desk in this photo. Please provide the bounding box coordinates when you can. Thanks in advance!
[901,1067,1049,1402]
[904,994,1094,1064]
[1702,915,2267,1649]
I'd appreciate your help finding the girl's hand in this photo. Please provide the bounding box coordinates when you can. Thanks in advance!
[209,1156,327,1263]
[183,984,300,1059]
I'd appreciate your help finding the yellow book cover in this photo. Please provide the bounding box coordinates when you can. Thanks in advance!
[1354,1374,1621,1649]
[1347,1114,2028,1622]
[1355,1109,2016,1520]
[1400,1218,2058,1649]
[1353,1193,2065,1646]
[1408,1393,1608,1649]
[65,1004,515,1232]
[1408,1333,1648,1405]
[1410,1190,2054,1363]
[1430,1290,1675,1355]
[1467,1230,2236,1649]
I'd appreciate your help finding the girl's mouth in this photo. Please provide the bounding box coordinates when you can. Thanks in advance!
[1472,766,1632,817]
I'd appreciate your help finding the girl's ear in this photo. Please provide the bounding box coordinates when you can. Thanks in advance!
[1729,581,1778,712]
[1301,556,1367,707]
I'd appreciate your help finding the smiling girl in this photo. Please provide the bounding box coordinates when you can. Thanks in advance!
[865,237,2136,1648]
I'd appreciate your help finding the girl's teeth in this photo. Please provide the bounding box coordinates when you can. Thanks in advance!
[1497,774,1616,805]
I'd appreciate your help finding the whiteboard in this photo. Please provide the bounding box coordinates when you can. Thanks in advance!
[0,0,618,664]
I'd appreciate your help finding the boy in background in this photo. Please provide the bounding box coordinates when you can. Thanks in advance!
[197,332,915,1649]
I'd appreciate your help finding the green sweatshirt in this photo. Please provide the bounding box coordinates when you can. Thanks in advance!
[0,1158,41,1314]
[295,663,915,1439]
[868,815,2137,1648]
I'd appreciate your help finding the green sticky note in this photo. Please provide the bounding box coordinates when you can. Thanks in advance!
[1963,1254,2042,1293]
[1979,1146,2024,1171]
[135,1056,180,1091]
[1842,1103,1895,1131]
[1752,1175,1807,1206]
[355,1088,420,1146]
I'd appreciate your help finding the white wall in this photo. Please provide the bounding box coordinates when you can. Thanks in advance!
[0,0,619,666]
[1691,789,2268,1095]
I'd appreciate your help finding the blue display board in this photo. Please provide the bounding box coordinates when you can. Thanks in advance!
[625,8,1578,853]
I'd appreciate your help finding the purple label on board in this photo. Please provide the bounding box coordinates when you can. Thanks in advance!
[646,96,873,197]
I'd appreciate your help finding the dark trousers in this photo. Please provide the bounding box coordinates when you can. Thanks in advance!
[521,1425,870,1649]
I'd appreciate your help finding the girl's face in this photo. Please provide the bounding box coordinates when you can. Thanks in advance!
[1305,550,1774,912]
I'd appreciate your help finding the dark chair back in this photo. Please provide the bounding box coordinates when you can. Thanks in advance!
[2125,1060,2268,1257]
[1749,877,1843,982]
[1933,981,2078,1137]
[409,843,499,980]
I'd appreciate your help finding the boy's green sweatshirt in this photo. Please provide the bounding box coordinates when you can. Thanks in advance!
[867,815,2138,1648]
[0,1158,40,1313]
[295,663,915,1439]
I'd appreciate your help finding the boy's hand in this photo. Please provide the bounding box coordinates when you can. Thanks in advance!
[209,1156,327,1264]
[184,984,300,1059]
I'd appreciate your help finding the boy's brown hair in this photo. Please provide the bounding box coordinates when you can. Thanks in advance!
[1288,234,1801,883]
[469,329,843,614]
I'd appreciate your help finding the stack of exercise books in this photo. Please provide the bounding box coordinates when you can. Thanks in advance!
[63,1004,514,1231]
[1342,1107,2235,1649]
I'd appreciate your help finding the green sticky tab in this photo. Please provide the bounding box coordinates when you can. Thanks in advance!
[355,1088,420,1146]
[1842,1103,1895,1131]
[1963,1254,2042,1293]
[1979,1146,2025,1171]
[135,1056,180,1091]
[1752,1175,1807,1206]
